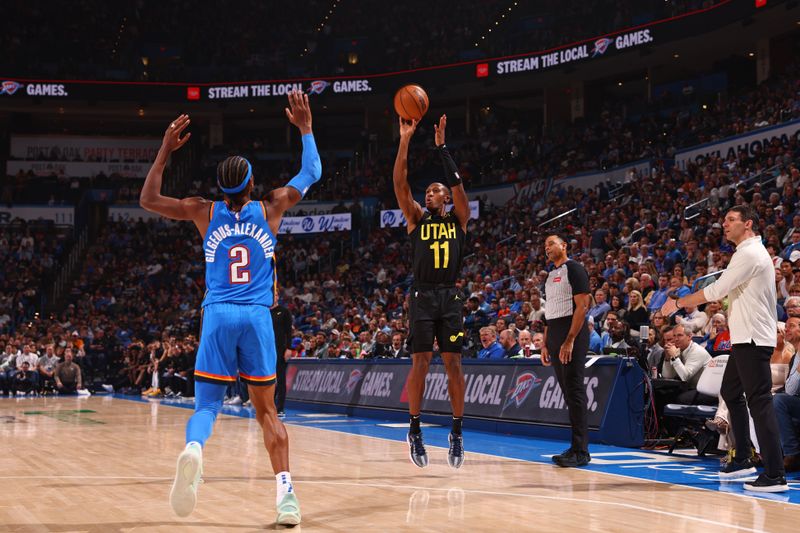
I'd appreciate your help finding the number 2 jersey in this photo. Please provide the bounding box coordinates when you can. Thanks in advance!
[411,210,466,286]
[202,200,277,308]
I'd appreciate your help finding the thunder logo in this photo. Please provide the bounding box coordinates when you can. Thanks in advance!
[308,80,330,95]
[591,38,612,57]
[345,369,363,393]
[504,372,542,408]
[0,81,22,95]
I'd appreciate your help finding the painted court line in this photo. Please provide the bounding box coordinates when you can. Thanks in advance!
[115,396,800,506]
[0,474,769,533]
[297,479,770,533]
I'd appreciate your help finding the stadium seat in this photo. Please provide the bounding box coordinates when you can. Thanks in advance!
[664,355,728,455]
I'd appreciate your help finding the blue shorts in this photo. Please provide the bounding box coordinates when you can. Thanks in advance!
[195,303,277,387]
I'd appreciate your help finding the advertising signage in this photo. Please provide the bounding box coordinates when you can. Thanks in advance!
[0,1,750,104]
[494,29,654,76]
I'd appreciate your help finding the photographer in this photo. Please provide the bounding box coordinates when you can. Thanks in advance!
[54,348,82,394]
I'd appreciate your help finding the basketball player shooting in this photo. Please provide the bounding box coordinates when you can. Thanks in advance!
[393,115,470,469]
[139,91,321,525]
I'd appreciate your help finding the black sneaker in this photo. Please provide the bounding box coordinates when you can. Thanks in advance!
[552,449,591,468]
[743,473,789,493]
[718,457,757,480]
[447,433,464,469]
[407,431,428,468]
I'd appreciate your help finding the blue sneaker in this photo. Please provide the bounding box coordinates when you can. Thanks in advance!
[407,431,428,468]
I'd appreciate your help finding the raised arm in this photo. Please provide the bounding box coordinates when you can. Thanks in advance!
[434,114,469,231]
[140,114,210,230]
[393,118,424,233]
[267,91,322,234]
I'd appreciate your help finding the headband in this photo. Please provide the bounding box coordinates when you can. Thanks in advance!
[218,160,253,194]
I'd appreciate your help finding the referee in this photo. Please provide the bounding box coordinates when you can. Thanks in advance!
[666,206,787,492]
[542,234,591,467]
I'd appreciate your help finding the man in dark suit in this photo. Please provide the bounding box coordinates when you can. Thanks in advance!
[389,333,409,358]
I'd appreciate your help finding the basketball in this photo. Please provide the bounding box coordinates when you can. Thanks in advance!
[394,84,429,121]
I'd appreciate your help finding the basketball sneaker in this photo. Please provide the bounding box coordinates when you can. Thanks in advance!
[276,492,302,525]
[407,431,428,468]
[170,442,203,517]
[743,473,789,492]
[552,448,591,468]
[718,457,756,479]
[447,433,464,469]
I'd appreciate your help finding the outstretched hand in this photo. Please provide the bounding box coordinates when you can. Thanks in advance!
[285,90,313,134]
[161,114,191,152]
[434,114,447,147]
[399,117,418,140]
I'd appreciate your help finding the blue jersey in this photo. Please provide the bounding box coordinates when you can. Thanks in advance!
[202,200,277,308]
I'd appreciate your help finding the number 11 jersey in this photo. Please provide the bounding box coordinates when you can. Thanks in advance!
[411,210,466,286]
[202,200,277,308]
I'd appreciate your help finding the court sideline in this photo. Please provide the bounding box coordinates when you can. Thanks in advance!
[0,395,797,532]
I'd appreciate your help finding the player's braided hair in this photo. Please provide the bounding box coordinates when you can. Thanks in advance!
[217,156,251,209]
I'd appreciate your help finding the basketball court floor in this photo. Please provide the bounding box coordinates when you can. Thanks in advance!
[1,395,798,532]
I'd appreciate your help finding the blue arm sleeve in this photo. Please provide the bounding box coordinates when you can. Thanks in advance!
[286,133,322,198]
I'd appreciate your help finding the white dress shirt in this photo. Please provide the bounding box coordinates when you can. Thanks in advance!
[703,236,777,346]
[662,341,711,388]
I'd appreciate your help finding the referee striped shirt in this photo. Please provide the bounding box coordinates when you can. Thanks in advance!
[545,259,590,320]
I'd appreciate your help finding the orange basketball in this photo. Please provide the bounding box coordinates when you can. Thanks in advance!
[394,84,429,121]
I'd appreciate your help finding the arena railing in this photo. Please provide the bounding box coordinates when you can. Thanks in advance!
[683,163,780,220]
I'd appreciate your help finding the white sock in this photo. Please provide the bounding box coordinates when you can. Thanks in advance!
[186,441,202,454]
[275,471,293,505]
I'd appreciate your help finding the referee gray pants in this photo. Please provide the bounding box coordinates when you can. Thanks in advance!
[721,342,786,478]
[546,317,590,452]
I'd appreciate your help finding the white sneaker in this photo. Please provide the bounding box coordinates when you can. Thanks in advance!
[101,384,114,393]
[77,389,91,396]
[170,443,203,517]
[226,395,242,406]
[242,400,251,407]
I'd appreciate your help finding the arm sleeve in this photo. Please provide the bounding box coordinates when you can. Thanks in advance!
[283,312,293,347]
[438,146,462,187]
[286,134,322,198]
[566,261,590,295]
[703,248,756,302]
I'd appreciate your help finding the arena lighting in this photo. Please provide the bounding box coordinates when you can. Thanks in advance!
[475,1,519,47]
[112,16,127,59]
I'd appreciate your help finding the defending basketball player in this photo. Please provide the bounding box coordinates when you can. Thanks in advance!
[393,115,470,468]
[139,91,321,525]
